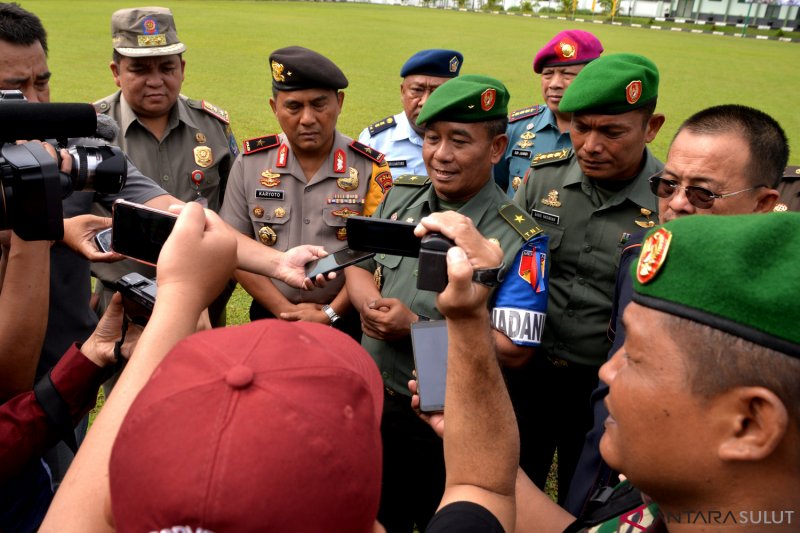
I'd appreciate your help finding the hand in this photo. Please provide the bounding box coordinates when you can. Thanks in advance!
[279,302,327,323]
[409,377,444,438]
[415,212,503,270]
[360,297,417,341]
[62,215,124,262]
[81,293,143,367]
[437,246,493,320]
[156,203,237,315]
[278,245,333,290]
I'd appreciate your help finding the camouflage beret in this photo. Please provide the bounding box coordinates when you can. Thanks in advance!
[416,74,509,125]
[559,53,659,115]
[632,212,800,358]
[269,46,348,91]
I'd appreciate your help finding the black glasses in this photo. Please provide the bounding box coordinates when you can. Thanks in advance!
[648,173,765,209]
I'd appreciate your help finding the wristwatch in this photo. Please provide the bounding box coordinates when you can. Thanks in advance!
[471,261,506,288]
[321,305,341,325]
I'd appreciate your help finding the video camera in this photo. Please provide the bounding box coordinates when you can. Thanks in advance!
[0,90,127,241]
[346,215,454,292]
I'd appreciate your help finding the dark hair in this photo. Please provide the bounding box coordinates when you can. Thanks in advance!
[485,117,509,140]
[676,105,789,188]
[0,2,48,55]
[667,313,800,429]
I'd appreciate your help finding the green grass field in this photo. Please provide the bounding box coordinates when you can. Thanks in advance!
[27,0,800,326]
[28,0,800,164]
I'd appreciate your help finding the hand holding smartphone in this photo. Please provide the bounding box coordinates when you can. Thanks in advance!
[111,199,178,265]
[304,246,375,279]
[411,320,448,413]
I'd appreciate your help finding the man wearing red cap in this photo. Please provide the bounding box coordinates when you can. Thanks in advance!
[495,30,603,196]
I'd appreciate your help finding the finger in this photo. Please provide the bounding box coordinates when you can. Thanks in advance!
[166,203,187,215]
[444,246,474,288]
[170,202,205,238]
[279,312,301,321]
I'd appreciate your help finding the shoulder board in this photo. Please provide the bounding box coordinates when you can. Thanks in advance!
[350,140,386,164]
[530,148,573,168]
[187,99,230,124]
[499,203,543,241]
[242,135,280,155]
[509,105,544,123]
[783,165,800,179]
[93,99,112,114]
[367,115,398,136]
[393,174,430,186]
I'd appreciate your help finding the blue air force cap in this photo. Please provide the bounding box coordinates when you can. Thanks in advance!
[400,49,463,79]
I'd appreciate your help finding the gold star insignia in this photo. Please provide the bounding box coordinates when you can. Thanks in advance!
[514,215,524,223]
[409,176,418,181]
[256,139,265,147]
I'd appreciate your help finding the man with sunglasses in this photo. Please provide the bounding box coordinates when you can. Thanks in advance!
[565,103,786,514]
[512,53,665,502]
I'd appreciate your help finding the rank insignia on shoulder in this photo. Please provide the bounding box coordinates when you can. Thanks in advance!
[393,174,429,186]
[367,116,397,136]
[499,204,543,241]
[199,100,230,124]
[530,148,572,167]
[350,140,386,164]
[243,135,280,155]
[509,105,544,123]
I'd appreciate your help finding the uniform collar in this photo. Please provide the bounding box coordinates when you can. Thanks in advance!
[408,177,498,221]
[392,112,424,146]
[534,106,559,134]
[118,91,196,137]
[276,130,351,181]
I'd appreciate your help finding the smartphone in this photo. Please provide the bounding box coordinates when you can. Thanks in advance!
[94,227,113,253]
[111,200,178,265]
[346,215,421,257]
[411,320,448,413]
[305,247,376,279]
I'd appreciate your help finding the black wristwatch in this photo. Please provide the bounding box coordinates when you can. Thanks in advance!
[471,261,506,287]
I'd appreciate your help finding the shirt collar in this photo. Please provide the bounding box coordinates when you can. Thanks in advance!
[534,106,559,134]
[392,112,424,146]
[118,92,195,137]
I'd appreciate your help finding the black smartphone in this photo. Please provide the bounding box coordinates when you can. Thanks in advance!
[346,215,421,257]
[411,320,448,413]
[305,247,376,279]
[111,200,178,266]
[94,227,113,253]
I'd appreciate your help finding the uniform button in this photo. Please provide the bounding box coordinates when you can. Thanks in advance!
[577,277,585,285]
[304,218,310,224]
[380,254,386,260]
[413,269,418,277]
[162,175,169,182]
[381,371,390,379]
[583,244,592,253]
[567,309,574,317]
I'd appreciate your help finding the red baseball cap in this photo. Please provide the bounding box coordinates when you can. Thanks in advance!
[109,320,383,533]
[533,29,604,74]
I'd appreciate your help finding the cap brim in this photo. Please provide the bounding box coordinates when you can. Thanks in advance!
[115,42,186,57]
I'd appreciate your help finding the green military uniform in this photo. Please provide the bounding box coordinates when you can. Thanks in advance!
[357,176,537,394]
[94,92,237,211]
[514,149,661,366]
[220,131,391,307]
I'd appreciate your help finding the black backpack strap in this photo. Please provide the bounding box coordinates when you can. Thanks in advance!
[33,370,78,453]
[563,482,646,533]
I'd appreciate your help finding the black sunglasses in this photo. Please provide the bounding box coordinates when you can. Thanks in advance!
[648,173,765,209]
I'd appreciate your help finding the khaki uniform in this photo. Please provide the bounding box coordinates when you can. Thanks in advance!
[220,131,392,305]
[94,91,237,211]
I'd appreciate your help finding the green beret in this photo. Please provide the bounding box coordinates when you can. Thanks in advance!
[632,212,800,358]
[559,53,659,115]
[416,74,509,125]
[269,46,348,91]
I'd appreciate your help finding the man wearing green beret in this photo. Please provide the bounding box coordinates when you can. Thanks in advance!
[512,53,666,501]
[422,211,800,532]
[346,74,550,532]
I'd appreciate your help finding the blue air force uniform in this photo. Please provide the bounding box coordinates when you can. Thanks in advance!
[357,112,425,180]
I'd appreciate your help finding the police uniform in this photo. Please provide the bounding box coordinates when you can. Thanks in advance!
[510,53,664,501]
[94,91,237,211]
[495,104,572,196]
[358,48,463,181]
[774,165,800,212]
[220,131,391,308]
[357,112,424,179]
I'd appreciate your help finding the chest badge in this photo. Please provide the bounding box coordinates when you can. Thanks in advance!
[258,226,277,246]
[337,167,359,191]
[195,132,207,144]
[274,207,286,218]
[252,207,264,218]
[336,227,348,241]
[635,207,656,228]
[516,140,534,149]
[511,176,522,191]
[541,190,562,208]
[332,207,361,218]
[260,169,281,187]
[520,131,536,140]
[193,146,213,168]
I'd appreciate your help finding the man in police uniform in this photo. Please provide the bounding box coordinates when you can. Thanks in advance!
[93,7,238,325]
[358,49,463,180]
[495,30,603,196]
[346,75,549,532]
[513,53,666,503]
[220,46,391,337]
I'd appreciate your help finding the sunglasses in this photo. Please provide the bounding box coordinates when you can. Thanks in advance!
[648,173,765,209]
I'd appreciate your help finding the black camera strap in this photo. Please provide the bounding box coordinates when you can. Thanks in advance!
[33,369,79,454]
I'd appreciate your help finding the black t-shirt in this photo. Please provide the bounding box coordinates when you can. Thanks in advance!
[425,501,505,533]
